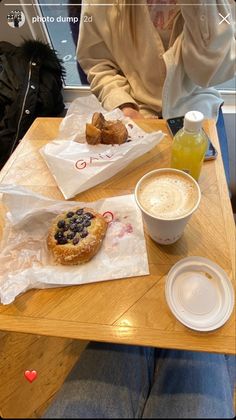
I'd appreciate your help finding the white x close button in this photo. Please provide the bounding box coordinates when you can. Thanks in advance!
[218,13,231,25]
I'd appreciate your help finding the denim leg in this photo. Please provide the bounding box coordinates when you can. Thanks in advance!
[216,108,231,187]
[44,342,155,419]
[225,354,236,400]
[142,349,235,419]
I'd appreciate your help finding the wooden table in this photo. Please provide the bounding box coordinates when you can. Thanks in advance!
[0,118,235,355]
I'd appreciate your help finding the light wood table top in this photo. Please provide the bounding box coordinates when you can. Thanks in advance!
[0,118,235,354]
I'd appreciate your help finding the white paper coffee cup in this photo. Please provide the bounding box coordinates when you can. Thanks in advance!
[135,168,201,245]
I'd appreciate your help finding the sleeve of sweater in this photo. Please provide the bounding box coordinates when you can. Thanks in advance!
[76,4,138,110]
[178,0,236,87]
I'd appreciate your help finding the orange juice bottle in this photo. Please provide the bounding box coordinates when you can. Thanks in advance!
[171,111,208,180]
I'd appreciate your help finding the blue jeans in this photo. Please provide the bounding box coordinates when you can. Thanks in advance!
[44,343,235,418]
[216,108,231,186]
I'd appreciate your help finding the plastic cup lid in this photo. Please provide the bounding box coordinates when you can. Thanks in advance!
[165,256,235,331]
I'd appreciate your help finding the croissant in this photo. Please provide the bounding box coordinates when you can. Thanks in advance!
[101,121,128,145]
[85,112,128,145]
[92,112,106,130]
[86,123,102,145]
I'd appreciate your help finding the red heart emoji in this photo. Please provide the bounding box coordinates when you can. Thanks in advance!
[24,370,37,383]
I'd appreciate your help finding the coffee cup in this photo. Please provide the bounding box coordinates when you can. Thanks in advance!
[135,168,201,245]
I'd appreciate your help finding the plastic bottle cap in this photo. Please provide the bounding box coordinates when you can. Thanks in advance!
[184,111,204,132]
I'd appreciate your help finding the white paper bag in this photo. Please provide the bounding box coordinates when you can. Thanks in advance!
[40,96,164,199]
[0,185,149,305]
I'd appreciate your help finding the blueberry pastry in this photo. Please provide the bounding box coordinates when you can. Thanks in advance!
[47,207,108,265]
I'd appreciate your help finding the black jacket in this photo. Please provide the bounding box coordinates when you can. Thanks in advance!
[0,40,65,169]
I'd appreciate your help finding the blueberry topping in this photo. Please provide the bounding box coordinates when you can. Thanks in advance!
[74,216,82,224]
[70,223,77,231]
[63,223,70,232]
[54,231,64,240]
[80,230,88,238]
[67,232,76,240]
[73,237,80,245]
[75,225,84,232]
[66,211,74,218]
[84,220,91,227]
[57,237,68,245]
[57,220,65,228]
[84,212,94,219]
[75,224,83,232]
[76,209,84,215]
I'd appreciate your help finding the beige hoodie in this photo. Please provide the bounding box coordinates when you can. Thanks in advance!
[77,0,235,120]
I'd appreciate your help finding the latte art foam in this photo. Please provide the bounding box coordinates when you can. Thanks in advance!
[138,172,199,219]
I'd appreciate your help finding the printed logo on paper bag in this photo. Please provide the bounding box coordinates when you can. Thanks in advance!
[75,153,115,170]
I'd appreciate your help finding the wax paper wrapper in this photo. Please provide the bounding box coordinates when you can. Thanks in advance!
[0,185,149,305]
[40,96,164,199]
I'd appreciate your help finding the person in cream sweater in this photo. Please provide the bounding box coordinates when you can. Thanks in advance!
[77,0,235,184]
[77,0,235,120]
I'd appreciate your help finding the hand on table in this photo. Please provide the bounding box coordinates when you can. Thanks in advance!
[119,104,159,120]
[121,106,145,120]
